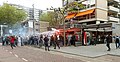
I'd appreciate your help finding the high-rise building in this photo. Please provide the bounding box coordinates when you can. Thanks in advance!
[9,4,41,21]
[9,4,42,35]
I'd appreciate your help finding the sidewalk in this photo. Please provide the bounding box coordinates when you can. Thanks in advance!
[49,43,120,58]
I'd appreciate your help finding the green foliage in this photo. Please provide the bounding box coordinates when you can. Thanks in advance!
[40,12,62,27]
[63,2,84,12]
[0,3,27,26]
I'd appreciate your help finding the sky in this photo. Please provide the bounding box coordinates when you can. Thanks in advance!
[0,0,62,10]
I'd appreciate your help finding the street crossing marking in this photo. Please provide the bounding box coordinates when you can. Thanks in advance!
[22,58,28,62]
[9,52,12,54]
[2,47,29,62]
[6,50,8,51]
[14,54,19,58]
[87,61,90,62]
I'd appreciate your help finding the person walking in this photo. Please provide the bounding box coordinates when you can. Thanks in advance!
[5,36,10,45]
[71,34,76,47]
[67,34,72,46]
[10,36,15,49]
[59,34,64,47]
[18,36,22,46]
[44,35,50,51]
[14,36,18,46]
[38,35,43,48]
[106,34,111,51]
[54,34,60,49]
[115,36,120,49]
[50,35,54,47]
[2,36,5,46]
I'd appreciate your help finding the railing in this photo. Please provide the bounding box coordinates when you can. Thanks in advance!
[114,0,120,2]
[109,16,119,22]
[109,6,119,12]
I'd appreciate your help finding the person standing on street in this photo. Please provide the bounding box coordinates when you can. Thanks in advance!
[115,36,120,49]
[106,34,111,51]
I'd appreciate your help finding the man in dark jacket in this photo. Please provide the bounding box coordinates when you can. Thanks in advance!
[115,36,120,49]
[44,35,50,51]
[71,34,76,47]
[106,34,111,51]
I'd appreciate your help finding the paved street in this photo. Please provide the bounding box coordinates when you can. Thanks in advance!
[0,45,84,62]
[0,43,120,62]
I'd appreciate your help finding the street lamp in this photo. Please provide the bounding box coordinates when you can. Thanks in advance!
[32,4,35,35]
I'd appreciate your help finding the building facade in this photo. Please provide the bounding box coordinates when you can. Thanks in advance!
[9,4,41,21]
[9,4,43,35]
[64,0,120,25]
[39,21,49,33]
[62,0,120,45]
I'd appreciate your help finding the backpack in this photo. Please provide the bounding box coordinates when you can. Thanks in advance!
[116,38,119,43]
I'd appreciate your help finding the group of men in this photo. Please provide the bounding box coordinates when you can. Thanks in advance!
[106,35,120,51]
[28,34,62,51]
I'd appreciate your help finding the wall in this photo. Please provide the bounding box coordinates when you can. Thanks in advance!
[40,21,49,33]
[96,0,108,22]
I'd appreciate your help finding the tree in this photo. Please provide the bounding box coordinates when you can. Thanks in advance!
[62,1,85,13]
[40,11,63,27]
[0,3,27,26]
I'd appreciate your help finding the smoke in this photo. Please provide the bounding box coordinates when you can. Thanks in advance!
[11,23,28,37]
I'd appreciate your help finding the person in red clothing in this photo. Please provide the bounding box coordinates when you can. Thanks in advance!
[10,36,15,49]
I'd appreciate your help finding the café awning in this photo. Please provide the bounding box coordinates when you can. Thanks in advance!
[65,13,76,19]
[76,9,95,17]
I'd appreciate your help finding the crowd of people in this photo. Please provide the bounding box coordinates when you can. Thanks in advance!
[1,35,23,49]
[1,33,120,51]
[1,33,78,51]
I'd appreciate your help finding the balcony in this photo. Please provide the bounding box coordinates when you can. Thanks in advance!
[78,18,96,23]
[109,16,119,22]
[114,0,119,2]
[108,0,119,2]
[109,6,119,12]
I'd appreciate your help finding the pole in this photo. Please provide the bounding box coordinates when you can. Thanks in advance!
[1,25,3,36]
[63,17,66,46]
[63,0,68,46]
[32,4,35,35]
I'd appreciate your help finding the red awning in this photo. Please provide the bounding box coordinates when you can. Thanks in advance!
[67,28,80,32]
[57,29,67,32]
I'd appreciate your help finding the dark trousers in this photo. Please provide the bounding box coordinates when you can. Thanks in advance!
[10,43,14,49]
[115,42,120,49]
[6,41,9,45]
[106,43,111,51]
[70,40,76,46]
[44,43,50,51]
[53,41,60,49]
[2,41,5,46]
